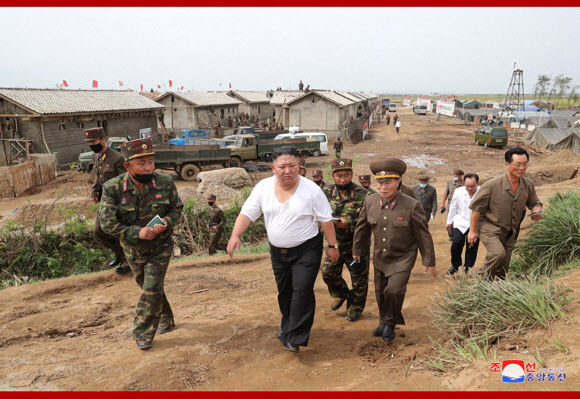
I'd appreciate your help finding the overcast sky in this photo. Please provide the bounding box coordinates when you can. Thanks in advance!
[1,7,578,94]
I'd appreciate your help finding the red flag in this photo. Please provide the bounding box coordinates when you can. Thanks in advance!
[229,83,231,89]
[92,80,98,88]
[181,86,184,90]
[513,62,516,69]
[169,80,172,87]
[119,81,124,87]
[157,85,161,89]
[62,80,68,87]
[140,84,143,92]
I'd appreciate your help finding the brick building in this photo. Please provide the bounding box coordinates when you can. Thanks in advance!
[0,88,164,166]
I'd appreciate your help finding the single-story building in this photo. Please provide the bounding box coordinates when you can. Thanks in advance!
[0,88,164,166]
[226,91,273,122]
[269,91,305,127]
[155,91,242,131]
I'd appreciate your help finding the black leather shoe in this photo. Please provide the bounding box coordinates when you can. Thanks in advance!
[115,264,131,275]
[330,298,346,311]
[284,342,299,353]
[446,267,458,275]
[372,326,384,337]
[382,325,395,342]
[136,340,152,350]
[157,321,175,334]
[109,257,121,267]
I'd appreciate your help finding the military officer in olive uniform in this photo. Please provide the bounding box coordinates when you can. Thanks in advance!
[413,175,438,224]
[358,174,377,194]
[299,158,307,177]
[398,180,417,199]
[353,158,436,342]
[312,169,328,190]
[207,194,227,255]
[83,127,129,274]
[322,158,370,322]
[99,138,184,350]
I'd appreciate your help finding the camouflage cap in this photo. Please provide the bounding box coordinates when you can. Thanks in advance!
[312,169,324,177]
[418,174,431,181]
[207,194,217,201]
[453,168,464,176]
[120,138,155,161]
[359,174,371,183]
[83,127,105,142]
[299,158,306,169]
[330,158,353,173]
[370,158,407,180]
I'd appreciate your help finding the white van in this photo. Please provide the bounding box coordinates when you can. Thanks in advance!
[273,132,329,155]
[388,103,397,112]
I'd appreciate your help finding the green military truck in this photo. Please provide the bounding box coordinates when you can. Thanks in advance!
[153,145,232,181]
[228,134,321,167]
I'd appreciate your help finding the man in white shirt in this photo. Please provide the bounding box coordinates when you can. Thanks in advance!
[446,173,480,275]
[227,146,339,353]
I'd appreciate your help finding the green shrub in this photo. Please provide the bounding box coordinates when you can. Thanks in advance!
[175,187,266,255]
[512,190,580,276]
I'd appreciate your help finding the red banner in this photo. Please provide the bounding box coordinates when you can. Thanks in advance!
[92,80,98,88]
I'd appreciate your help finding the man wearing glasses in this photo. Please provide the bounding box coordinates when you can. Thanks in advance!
[467,148,543,279]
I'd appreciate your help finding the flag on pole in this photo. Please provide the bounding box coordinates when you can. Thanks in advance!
[169,80,173,88]
[158,85,161,89]
[229,83,231,89]
[181,86,184,90]
[513,62,516,69]
[62,80,68,88]
[140,84,143,92]
[119,81,124,87]
[92,80,98,88]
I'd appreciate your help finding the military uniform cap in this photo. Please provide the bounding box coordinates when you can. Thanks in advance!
[207,194,217,201]
[418,174,431,181]
[120,138,155,161]
[312,169,324,177]
[370,158,406,180]
[83,127,105,142]
[330,158,353,173]
[299,158,306,169]
[359,174,371,183]
[454,168,464,176]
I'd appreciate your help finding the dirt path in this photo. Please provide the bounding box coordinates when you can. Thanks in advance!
[1,106,579,390]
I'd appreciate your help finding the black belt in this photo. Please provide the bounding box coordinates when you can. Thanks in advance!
[269,232,322,254]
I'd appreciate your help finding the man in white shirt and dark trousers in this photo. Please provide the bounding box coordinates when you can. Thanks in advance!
[227,146,339,353]
[446,173,480,275]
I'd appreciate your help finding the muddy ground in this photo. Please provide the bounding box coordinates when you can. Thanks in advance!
[1,107,579,391]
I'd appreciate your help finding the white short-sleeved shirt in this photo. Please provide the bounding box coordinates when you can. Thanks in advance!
[446,186,480,234]
[240,176,333,248]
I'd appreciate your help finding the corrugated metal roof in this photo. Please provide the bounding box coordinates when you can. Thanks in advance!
[270,91,304,105]
[0,88,164,115]
[228,91,271,103]
[157,91,242,107]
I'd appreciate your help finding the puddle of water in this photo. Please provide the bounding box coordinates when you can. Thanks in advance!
[401,154,445,169]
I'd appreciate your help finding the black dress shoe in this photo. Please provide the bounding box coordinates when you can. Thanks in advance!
[277,331,285,345]
[382,325,395,342]
[284,342,299,353]
[446,266,458,275]
[109,257,121,267]
[115,264,131,275]
[372,326,384,337]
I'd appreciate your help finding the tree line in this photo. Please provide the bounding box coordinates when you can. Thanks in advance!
[533,73,578,107]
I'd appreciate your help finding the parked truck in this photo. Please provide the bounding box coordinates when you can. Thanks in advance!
[227,134,320,167]
[153,145,231,181]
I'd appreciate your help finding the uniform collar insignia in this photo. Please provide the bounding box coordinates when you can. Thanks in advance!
[151,177,158,189]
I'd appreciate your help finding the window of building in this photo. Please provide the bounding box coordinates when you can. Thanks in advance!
[258,106,261,114]
[97,120,102,127]
[221,109,225,118]
[77,121,84,129]
[59,123,66,131]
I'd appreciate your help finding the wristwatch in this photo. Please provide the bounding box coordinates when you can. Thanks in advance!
[328,243,339,249]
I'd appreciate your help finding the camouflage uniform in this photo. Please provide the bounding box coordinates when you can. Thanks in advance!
[322,159,370,319]
[333,139,343,158]
[208,204,227,254]
[99,139,184,343]
[84,128,127,265]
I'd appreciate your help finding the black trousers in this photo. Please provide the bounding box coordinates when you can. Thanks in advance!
[269,233,323,347]
[450,227,479,269]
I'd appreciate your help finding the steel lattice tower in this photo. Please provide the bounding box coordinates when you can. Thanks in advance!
[503,69,525,111]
